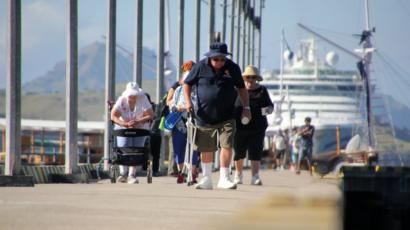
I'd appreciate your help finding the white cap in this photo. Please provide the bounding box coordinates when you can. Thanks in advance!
[122,82,142,97]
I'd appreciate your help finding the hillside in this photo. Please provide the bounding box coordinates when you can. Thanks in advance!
[0,80,157,121]
[22,41,175,93]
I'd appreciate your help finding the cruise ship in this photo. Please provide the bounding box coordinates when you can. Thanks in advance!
[262,38,366,155]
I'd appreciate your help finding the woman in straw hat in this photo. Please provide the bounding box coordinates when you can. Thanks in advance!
[233,65,274,185]
[111,82,154,184]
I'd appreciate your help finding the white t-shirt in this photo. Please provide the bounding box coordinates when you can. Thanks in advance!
[113,95,152,130]
[273,134,286,151]
[291,134,301,152]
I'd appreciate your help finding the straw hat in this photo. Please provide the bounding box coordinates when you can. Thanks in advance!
[242,65,263,81]
[122,82,143,97]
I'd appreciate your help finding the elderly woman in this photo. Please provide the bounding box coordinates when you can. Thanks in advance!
[233,65,274,185]
[111,82,154,184]
[167,60,200,184]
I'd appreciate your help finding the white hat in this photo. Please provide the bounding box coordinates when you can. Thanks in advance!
[122,82,142,97]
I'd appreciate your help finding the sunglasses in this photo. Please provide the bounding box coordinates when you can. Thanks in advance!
[245,76,258,80]
[211,57,226,62]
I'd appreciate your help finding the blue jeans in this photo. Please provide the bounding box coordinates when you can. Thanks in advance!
[298,139,313,164]
[291,148,299,164]
[172,128,199,165]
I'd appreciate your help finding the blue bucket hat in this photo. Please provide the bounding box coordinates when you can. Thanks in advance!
[204,42,232,58]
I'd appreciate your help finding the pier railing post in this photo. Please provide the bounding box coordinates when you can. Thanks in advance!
[195,0,201,63]
[65,0,79,174]
[229,0,236,54]
[208,0,215,46]
[5,0,22,176]
[241,1,247,69]
[236,0,241,64]
[177,0,184,81]
[134,0,143,86]
[221,0,227,42]
[104,0,116,171]
[257,0,263,70]
[156,0,165,103]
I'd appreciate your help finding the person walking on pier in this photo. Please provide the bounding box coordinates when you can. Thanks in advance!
[167,60,200,184]
[183,42,251,190]
[145,92,161,177]
[296,117,315,175]
[233,65,273,186]
[289,127,301,171]
[111,82,154,183]
[273,129,286,170]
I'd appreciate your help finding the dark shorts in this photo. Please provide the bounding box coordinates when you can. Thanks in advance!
[234,130,265,161]
[276,149,286,159]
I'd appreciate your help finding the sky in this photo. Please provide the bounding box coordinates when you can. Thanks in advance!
[0,0,410,105]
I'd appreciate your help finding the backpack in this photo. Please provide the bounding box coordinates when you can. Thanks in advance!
[158,93,170,118]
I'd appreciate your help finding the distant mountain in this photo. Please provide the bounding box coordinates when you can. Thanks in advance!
[22,41,176,93]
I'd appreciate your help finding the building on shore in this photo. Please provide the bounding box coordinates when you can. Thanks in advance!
[0,119,104,165]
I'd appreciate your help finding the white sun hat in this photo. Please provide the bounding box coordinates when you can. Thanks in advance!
[122,82,142,97]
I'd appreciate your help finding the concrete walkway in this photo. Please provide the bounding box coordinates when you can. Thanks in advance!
[0,170,341,230]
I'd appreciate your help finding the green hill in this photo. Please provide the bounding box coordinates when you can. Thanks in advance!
[0,80,158,121]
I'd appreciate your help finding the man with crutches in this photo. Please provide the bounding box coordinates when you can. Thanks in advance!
[183,43,251,190]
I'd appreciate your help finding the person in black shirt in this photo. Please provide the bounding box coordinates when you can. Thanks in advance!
[183,42,251,190]
[296,117,315,175]
[144,93,161,176]
[233,65,273,185]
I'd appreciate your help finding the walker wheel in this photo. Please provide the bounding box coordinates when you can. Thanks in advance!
[147,161,153,184]
[110,165,117,183]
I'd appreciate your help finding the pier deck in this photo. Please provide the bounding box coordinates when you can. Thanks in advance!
[0,170,341,230]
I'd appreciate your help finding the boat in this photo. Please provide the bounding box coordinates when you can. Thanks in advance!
[261,37,366,156]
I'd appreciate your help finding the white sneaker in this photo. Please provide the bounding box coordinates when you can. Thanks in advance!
[217,178,237,190]
[195,176,213,190]
[251,175,263,186]
[127,177,139,184]
[234,172,243,184]
[116,175,127,183]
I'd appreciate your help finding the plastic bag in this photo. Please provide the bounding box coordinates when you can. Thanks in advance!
[158,116,166,131]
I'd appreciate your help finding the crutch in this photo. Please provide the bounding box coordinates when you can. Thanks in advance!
[184,113,197,186]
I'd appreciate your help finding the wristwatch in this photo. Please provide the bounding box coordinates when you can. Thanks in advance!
[243,106,250,110]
